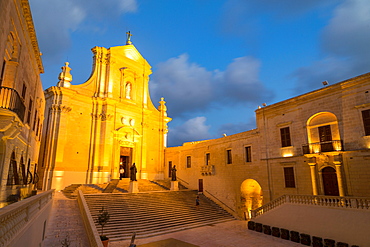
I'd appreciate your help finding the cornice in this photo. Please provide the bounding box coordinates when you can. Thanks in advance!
[20,0,44,73]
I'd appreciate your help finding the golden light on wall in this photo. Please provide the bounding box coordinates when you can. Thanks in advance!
[281,147,294,157]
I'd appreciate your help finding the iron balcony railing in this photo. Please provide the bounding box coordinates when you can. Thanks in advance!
[302,140,343,154]
[0,86,26,121]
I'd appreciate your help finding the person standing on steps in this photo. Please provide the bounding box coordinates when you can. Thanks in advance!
[130,163,137,181]
[196,196,200,210]
[119,166,125,180]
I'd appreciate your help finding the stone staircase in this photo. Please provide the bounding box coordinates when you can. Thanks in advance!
[62,183,107,199]
[84,191,235,242]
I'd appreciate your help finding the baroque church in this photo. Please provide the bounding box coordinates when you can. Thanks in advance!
[38,37,171,191]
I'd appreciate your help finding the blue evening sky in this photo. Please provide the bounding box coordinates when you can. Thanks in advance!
[29,0,370,146]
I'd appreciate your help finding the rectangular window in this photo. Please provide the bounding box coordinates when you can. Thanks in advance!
[245,146,252,162]
[26,99,32,124]
[33,110,38,131]
[280,127,291,147]
[186,156,191,168]
[362,109,370,136]
[206,153,210,165]
[284,167,296,188]
[226,149,232,164]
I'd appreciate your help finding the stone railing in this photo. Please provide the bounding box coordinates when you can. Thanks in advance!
[251,194,370,219]
[302,140,343,154]
[77,190,103,247]
[0,190,54,246]
[200,165,215,176]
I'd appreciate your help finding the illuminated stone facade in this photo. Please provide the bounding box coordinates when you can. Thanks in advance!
[38,43,171,191]
[0,0,45,205]
[165,72,370,219]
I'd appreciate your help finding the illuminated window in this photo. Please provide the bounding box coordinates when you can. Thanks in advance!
[186,156,191,168]
[284,167,295,188]
[280,127,291,147]
[245,146,252,162]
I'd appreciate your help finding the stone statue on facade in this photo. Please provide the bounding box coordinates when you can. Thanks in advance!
[130,163,137,181]
[171,165,177,181]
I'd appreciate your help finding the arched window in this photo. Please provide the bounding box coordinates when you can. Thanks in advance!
[19,156,26,185]
[7,152,19,185]
[306,112,342,153]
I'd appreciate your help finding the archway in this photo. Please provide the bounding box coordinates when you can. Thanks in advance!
[322,166,339,196]
[240,179,263,219]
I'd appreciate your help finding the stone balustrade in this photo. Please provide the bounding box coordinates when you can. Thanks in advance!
[77,190,103,247]
[0,190,53,246]
[251,194,370,218]
[200,165,215,176]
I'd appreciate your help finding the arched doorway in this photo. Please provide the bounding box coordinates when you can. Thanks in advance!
[322,167,339,196]
[240,179,263,219]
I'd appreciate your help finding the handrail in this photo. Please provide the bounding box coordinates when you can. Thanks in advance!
[0,189,54,246]
[77,190,103,247]
[250,194,370,219]
[204,189,235,213]
[302,140,343,154]
[176,177,189,185]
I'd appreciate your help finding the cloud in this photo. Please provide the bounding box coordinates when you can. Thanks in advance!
[293,0,370,94]
[168,117,211,147]
[150,54,273,118]
[322,0,370,62]
[150,54,214,116]
[29,0,137,63]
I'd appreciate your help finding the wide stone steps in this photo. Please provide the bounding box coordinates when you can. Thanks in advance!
[84,191,235,242]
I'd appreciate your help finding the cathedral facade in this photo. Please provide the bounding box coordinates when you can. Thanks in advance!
[165,72,370,219]
[38,42,171,191]
[0,0,45,205]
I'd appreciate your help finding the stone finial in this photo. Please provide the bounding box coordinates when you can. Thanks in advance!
[57,62,72,88]
[158,97,167,116]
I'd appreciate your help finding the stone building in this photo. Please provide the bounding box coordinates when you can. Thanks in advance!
[165,72,370,219]
[38,39,171,191]
[0,0,45,205]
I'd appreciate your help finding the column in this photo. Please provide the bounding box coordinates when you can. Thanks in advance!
[308,163,318,195]
[334,162,345,197]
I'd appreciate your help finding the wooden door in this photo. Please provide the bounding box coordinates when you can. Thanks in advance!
[198,179,203,193]
[322,167,339,196]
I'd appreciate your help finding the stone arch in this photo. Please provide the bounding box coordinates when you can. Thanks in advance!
[306,112,342,153]
[240,179,263,219]
[7,32,20,61]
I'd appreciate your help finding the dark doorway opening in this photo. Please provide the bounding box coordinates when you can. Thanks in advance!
[198,179,203,193]
[168,161,172,178]
[120,147,132,178]
[322,166,339,196]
